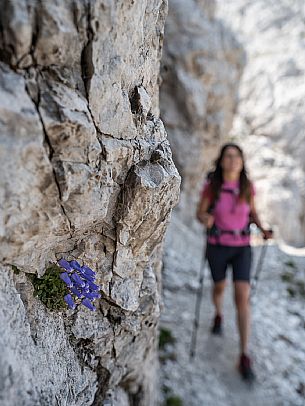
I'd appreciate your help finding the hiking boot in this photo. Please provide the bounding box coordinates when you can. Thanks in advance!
[238,353,255,382]
[211,314,222,335]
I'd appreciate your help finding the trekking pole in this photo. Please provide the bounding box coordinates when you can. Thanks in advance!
[189,233,208,360]
[250,230,273,299]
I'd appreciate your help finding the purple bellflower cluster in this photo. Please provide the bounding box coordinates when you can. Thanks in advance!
[58,259,101,311]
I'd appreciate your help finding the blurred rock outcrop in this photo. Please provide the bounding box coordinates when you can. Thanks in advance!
[218,0,305,246]
[160,0,244,227]
[0,1,180,405]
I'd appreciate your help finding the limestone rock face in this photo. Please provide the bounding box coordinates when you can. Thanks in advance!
[0,1,180,405]
[160,0,245,226]
[217,0,305,246]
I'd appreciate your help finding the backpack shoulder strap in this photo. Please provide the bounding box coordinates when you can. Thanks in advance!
[207,183,239,213]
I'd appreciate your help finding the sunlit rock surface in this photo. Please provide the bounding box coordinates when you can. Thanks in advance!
[160,0,244,227]
[0,1,180,405]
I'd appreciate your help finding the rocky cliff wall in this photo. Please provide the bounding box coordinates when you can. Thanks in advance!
[160,0,244,228]
[0,1,180,405]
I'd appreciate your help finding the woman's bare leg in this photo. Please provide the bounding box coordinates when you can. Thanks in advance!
[234,281,251,354]
[212,279,227,316]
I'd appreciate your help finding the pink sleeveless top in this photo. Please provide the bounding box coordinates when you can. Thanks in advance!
[201,179,255,246]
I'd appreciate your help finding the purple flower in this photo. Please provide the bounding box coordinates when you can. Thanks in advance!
[71,272,86,288]
[57,258,100,311]
[81,266,95,277]
[64,294,76,310]
[58,259,73,272]
[60,272,73,287]
[83,282,90,293]
[70,260,82,272]
[86,280,99,291]
[81,273,96,283]
[83,291,101,300]
[71,286,83,298]
[82,298,96,311]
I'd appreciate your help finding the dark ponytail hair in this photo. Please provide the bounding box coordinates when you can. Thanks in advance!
[208,143,252,203]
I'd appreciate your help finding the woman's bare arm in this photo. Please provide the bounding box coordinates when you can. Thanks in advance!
[196,196,214,228]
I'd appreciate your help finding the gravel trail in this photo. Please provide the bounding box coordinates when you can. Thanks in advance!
[158,218,305,406]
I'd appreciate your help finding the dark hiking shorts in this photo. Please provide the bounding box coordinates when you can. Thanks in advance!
[206,243,252,283]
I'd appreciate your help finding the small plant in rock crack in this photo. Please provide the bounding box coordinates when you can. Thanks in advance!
[284,259,296,269]
[30,264,67,311]
[159,328,176,350]
[159,327,177,363]
[164,395,183,406]
[58,259,101,311]
[11,265,21,275]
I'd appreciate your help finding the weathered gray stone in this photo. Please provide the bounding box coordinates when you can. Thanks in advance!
[160,0,244,227]
[0,0,180,405]
[0,267,97,406]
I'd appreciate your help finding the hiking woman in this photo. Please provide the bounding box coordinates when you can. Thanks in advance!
[196,143,272,380]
